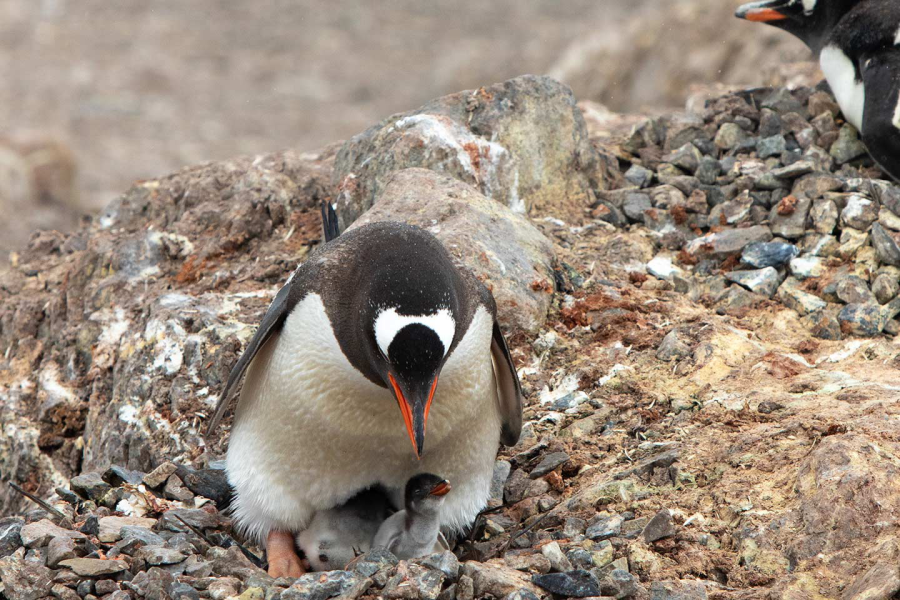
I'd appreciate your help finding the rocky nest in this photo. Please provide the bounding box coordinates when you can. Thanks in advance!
[2,75,900,600]
[594,84,900,339]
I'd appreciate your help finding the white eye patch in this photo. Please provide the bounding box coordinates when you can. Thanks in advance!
[801,0,817,15]
[374,308,455,358]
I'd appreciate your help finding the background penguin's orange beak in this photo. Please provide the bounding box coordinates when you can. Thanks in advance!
[736,1,790,22]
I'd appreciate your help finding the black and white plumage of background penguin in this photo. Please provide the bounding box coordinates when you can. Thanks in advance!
[207,204,523,577]
[736,0,900,181]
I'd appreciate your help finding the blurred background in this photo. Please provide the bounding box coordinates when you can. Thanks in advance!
[0,0,815,258]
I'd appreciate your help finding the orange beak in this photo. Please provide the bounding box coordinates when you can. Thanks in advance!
[743,7,787,21]
[388,373,439,459]
[735,2,791,22]
[430,480,452,496]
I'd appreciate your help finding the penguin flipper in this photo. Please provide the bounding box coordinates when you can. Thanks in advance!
[206,267,307,436]
[490,320,523,447]
[859,48,900,182]
[321,201,341,242]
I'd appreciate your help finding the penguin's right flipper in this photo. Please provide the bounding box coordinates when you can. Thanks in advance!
[491,320,523,447]
[321,201,341,242]
[860,48,900,182]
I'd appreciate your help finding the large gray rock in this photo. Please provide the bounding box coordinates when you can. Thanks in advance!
[333,75,598,226]
[0,147,336,515]
[350,168,556,333]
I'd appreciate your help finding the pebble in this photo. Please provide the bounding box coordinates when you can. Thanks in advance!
[840,194,879,230]
[281,570,366,600]
[756,135,786,159]
[159,508,220,532]
[601,569,639,599]
[174,465,232,507]
[830,124,868,164]
[778,277,827,315]
[838,304,888,337]
[143,462,178,489]
[714,123,748,150]
[586,514,624,541]
[530,452,570,479]
[872,224,900,267]
[879,207,900,231]
[0,518,23,557]
[789,256,827,280]
[418,552,460,582]
[647,256,684,281]
[93,581,118,595]
[540,542,573,573]
[770,196,812,239]
[19,520,85,548]
[163,475,194,502]
[590,540,615,568]
[490,460,512,503]
[836,276,875,305]
[624,165,654,188]
[684,225,773,257]
[58,558,128,577]
[532,570,601,598]
[838,227,870,260]
[643,509,677,543]
[69,472,111,502]
[741,242,799,268]
[102,466,144,487]
[873,273,900,304]
[98,516,158,543]
[137,545,187,566]
[810,198,839,234]
[725,267,780,297]
[622,193,652,222]
[656,330,691,361]
[46,536,77,568]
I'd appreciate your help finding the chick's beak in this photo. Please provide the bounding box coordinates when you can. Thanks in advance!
[388,373,439,459]
[735,0,791,22]
[430,480,451,497]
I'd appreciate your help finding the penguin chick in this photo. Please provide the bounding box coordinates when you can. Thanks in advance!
[372,473,451,560]
[295,486,394,571]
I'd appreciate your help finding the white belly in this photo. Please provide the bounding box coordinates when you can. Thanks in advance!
[820,44,865,131]
[226,293,501,543]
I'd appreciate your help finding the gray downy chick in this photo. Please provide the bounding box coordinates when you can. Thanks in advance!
[372,473,451,560]
[296,485,394,571]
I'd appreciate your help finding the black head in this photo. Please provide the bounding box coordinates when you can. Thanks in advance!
[346,224,466,458]
[735,0,861,53]
[404,473,451,512]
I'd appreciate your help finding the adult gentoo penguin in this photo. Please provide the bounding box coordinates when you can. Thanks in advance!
[735,0,900,180]
[207,206,523,577]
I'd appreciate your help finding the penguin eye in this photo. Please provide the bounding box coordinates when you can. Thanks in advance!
[318,553,329,564]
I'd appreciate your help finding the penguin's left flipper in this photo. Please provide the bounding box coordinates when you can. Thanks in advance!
[491,320,523,447]
[859,48,900,182]
[320,201,341,243]
[206,261,316,435]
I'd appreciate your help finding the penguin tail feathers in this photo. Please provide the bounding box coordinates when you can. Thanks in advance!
[321,200,341,242]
